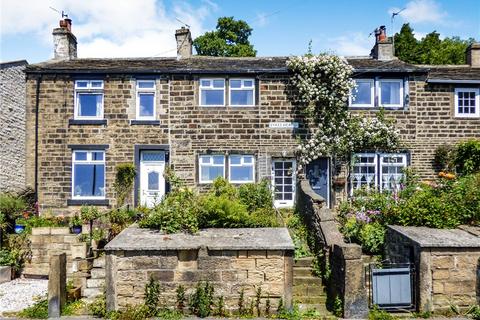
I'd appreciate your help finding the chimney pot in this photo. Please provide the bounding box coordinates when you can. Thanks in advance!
[53,18,77,60]
[175,27,192,59]
[466,43,480,67]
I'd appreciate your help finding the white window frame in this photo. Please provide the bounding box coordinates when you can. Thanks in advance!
[351,153,378,194]
[349,79,374,108]
[198,155,226,184]
[71,150,106,200]
[379,153,407,192]
[454,88,480,118]
[229,78,255,107]
[272,159,296,208]
[377,79,404,108]
[136,80,156,120]
[74,80,104,120]
[228,155,255,184]
[199,78,226,107]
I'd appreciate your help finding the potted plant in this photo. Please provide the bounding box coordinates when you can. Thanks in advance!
[14,218,26,234]
[69,214,82,234]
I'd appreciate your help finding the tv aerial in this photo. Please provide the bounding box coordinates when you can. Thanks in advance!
[49,6,68,19]
[175,18,191,29]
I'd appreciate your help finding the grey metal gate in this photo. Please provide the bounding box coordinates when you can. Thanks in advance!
[367,263,415,311]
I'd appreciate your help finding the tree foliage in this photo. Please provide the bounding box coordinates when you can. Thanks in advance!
[394,23,475,64]
[193,17,256,57]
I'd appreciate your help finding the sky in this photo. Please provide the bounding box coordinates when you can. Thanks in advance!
[1,0,479,63]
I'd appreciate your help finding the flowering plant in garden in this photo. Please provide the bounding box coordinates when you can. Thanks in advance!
[287,54,401,170]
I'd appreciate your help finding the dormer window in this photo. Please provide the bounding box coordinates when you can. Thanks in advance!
[74,80,104,119]
[200,79,225,106]
[229,79,255,106]
[350,79,374,108]
[378,79,403,108]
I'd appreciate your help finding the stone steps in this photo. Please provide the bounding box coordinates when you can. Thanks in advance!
[82,255,106,299]
[292,257,331,315]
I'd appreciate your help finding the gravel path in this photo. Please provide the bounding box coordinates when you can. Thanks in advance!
[0,278,48,314]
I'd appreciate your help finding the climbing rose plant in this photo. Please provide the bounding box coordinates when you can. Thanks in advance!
[287,54,401,170]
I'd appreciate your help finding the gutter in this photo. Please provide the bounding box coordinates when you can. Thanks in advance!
[427,79,480,84]
[34,75,42,207]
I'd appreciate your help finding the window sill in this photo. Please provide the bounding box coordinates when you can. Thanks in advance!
[67,199,110,206]
[130,120,161,125]
[69,119,107,125]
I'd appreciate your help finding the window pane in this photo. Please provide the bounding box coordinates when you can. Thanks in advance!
[92,152,104,161]
[75,152,87,161]
[201,166,224,181]
[243,156,253,164]
[231,90,254,105]
[230,80,241,88]
[200,156,211,164]
[231,166,253,182]
[200,80,211,87]
[201,89,224,105]
[142,151,165,162]
[139,93,154,117]
[91,81,103,88]
[352,81,372,105]
[138,81,154,89]
[76,81,88,88]
[213,80,225,88]
[73,164,105,197]
[78,94,102,117]
[148,171,160,190]
[381,81,401,105]
[243,80,254,87]
[212,155,224,165]
[230,156,241,165]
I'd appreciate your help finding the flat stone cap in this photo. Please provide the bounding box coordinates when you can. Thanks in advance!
[105,226,295,251]
[388,225,480,248]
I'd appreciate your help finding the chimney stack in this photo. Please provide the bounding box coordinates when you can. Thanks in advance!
[370,25,396,61]
[466,43,480,67]
[175,27,192,59]
[53,18,77,60]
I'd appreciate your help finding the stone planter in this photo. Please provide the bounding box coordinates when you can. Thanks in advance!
[104,227,295,313]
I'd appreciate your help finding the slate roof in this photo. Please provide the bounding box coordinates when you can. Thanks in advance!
[425,65,480,82]
[25,56,425,74]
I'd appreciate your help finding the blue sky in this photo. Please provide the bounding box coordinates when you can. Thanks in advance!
[1,0,479,63]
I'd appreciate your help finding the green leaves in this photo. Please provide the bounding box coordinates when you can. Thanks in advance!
[394,23,475,65]
[193,17,256,57]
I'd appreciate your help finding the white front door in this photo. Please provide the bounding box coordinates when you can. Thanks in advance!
[140,151,166,208]
[272,159,296,208]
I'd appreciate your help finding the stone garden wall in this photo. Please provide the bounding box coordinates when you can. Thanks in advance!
[24,227,91,292]
[386,226,480,313]
[104,227,294,313]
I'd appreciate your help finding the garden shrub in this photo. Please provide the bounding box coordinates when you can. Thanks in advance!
[1,233,32,275]
[198,194,250,228]
[339,171,480,255]
[454,139,480,175]
[238,180,274,212]
[0,192,26,223]
[189,282,215,318]
[434,144,455,171]
[138,187,199,233]
[114,163,136,207]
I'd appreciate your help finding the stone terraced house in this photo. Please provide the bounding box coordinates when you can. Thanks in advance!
[24,20,480,215]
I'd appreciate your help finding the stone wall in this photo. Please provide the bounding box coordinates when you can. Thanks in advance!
[104,227,294,313]
[24,227,91,293]
[296,179,368,318]
[386,226,480,313]
[0,60,27,192]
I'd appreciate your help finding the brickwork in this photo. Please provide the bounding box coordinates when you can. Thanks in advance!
[24,227,92,294]
[25,67,480,213]
[0,60,27,192]
[386,226,480,313]
[107,248,291,312]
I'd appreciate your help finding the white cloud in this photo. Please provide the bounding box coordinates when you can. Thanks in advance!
[326,32,373,56]
[389,0,447,24]
[0,0,216,58]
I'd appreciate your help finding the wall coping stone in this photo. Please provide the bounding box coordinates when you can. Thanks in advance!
[388,225,480,248]
[105,226,294,251]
